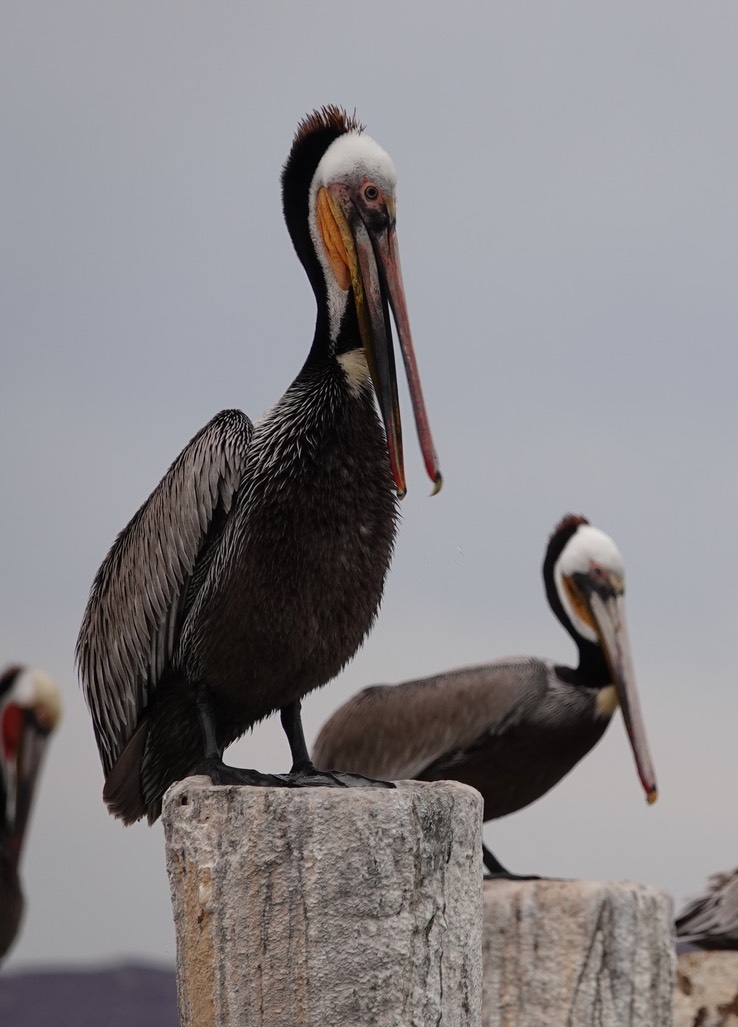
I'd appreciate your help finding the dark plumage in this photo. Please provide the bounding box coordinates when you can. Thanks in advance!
[313,516,657,877]
[77,107,440,824]
[0,852,23,963]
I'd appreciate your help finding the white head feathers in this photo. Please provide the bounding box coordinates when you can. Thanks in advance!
[554,525,625,643]
[314,131,396,193]
[308,132,397,342]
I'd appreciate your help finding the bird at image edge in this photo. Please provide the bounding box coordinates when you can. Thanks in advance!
[676,868,738,949]
[76,106,441,825]
[313,515,657,877]
[1,665,61,961]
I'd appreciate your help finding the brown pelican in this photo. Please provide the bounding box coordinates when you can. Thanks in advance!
[313,515,658,877]
[676,868,738,949]
[1,665,61,961]
[76,106,441,825]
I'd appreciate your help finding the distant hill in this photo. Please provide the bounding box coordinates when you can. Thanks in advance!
[0,963,178,1027]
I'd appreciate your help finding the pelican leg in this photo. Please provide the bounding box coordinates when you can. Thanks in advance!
[194,683,286,788]
[279,701,395,790]
[195,682,222,762]
[482,842,540,881]
[280,699,314,772]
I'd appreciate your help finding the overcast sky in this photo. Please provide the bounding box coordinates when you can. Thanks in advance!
[2,2,737,970]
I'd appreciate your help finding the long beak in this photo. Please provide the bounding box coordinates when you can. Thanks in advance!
[589,592,658,805]
[325,185,442,498]
[1,708,50,870]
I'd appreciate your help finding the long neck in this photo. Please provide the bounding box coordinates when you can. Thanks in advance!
[302,294,364,377]
[0,789,17,875]
[569,636,610,686]
[548,613,611,687]
[282,122,349,348]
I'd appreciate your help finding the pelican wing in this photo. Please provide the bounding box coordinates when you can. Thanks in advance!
[76,409,253,776]
[676,869,738,948]
[312,658,549,780]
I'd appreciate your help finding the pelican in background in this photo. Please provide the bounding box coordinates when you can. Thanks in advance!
[676,868,738,949]
[1,665,61,961]
[77,106,441,825]
[313,515,658,877]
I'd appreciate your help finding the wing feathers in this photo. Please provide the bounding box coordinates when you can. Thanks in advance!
[676,869,738,947]
[313,659,548,781]
[77,409,253,776]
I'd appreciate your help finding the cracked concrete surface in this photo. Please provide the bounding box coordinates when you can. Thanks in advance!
[163,777,483,1027]
[482,878,675,1027]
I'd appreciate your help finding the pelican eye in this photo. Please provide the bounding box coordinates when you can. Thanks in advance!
[363,184,379,201]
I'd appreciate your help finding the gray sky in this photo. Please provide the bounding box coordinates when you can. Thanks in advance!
[2,2,737,969]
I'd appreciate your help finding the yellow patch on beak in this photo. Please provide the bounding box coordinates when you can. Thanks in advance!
[319,187,376,356]
[316,187,351,291]
[563,575,597,633]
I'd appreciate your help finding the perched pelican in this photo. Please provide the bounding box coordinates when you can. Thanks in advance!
[676,868,738,949]
[1,665,61,961]
[313,515,657,877]
[77,106,441,825]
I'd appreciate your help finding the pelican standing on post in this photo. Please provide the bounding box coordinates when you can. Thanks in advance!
[313,515,657,877]
[77,107,441,825]
[1,665,61,961]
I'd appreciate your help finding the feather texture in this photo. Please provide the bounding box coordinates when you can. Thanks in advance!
[74,107,423,825]
[313,659,548,779]
[313,658,610,820]
[76,409,253,776]
[676,869,738,949]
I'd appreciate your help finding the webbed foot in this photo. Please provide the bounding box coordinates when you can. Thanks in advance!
[327,769,395,789]
[195,756,287,789]
[280,761,395,790]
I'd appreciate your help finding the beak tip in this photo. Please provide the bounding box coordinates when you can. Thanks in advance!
[646,786,658,806]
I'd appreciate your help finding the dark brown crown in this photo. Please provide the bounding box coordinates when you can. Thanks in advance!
[550,513,589,540]
[291,106,363,149]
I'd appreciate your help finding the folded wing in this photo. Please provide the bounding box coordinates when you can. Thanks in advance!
[76,409,253,777]
[313,658,548,780]
[676,869,738,949]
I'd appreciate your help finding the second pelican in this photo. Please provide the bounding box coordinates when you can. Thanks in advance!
[313,515,658,877]
[1,665,61,961]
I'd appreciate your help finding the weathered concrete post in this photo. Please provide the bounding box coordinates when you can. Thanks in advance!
[482,878,676,1027]
[163,777,483,1027]
[674,949,738,1027]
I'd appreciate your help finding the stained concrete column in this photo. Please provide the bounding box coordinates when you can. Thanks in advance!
[163,777,483,1027]
[482,878,676,1027]
[674,949,738,1027]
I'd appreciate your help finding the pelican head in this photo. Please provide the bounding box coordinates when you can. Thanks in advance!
[0,666,61,872]
[282,106,441,498]
[548,515,658,805]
